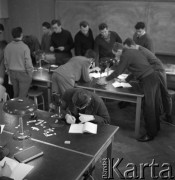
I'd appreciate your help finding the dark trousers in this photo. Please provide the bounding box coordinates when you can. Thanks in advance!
[158,70,172,116]
[141,72,161,137]
[55,53,71,66]
[9,70,32,98]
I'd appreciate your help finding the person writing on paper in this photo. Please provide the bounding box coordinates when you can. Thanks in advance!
[0,162,13,180]
[97,42,161,142]
[61,88,110,124]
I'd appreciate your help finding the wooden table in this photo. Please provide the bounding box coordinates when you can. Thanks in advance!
[76,79,144,138]
[0,107,119,180]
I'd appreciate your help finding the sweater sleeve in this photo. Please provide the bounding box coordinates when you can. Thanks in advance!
[94,38,100,66]
[114,32,122,43]
[74,35,82,56]
[81,64,91,82]
[24,47,34,74]
[106,54,129,81]
[145,36,154,53]
[93,97,110,124]
[64,32,74,52]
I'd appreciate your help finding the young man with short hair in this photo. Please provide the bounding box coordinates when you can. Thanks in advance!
[52,49,99,97]
[123,38,172,123]
[50,19,74,65]
[74,21,94,56]
[62,88,110,124]
[41,22,52,53]
[98,42,161,142]
[133,22,154,53]
[94,23,122,65]
[4,27,33,98]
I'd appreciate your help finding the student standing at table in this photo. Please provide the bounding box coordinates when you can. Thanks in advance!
[94,23,122,66]
[50,19,74,65]
[41,22,52,53]
[52,49,99,97]
[74,21,94,56]
[62,88,110,124]
[98,43,161,142]
[133,22,154,53]
[4,27,34,98]
[123,38,172,123]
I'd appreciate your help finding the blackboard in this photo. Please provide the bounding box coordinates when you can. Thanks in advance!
[55,1,175,54]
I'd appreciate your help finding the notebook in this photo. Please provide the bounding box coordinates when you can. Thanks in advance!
[0,157,33,180]
[112,81,132,88]
[69,122,97,134]
[14,146,44,163]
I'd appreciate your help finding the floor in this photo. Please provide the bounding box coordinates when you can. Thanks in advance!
[93,100,175,180]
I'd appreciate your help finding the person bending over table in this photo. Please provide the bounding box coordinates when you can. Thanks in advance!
[52,49,100,97]
[98,42,161,142]
[61,88,110,124]
[123,38,172,123]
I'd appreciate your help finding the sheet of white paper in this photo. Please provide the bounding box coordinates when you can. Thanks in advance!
[112,81,132,88]
[69,124,84,133]
[0,124,5,134]
[0,157,34,180]
[89,70,114,78]
[83,122,97,134]
[117,74,128,80]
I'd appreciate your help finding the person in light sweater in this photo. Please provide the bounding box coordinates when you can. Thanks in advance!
[4,27,33,98]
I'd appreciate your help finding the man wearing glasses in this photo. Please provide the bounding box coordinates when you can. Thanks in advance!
[62,88,110,124]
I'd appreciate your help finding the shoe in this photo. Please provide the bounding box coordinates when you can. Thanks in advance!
[137,134,154,142]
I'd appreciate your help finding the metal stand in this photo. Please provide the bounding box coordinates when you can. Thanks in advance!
[13,117,31,140]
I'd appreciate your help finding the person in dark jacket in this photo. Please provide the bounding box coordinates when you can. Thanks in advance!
[98,42,161,142]
[74,21,94,56]
[133,22,154,53]
[62,88,110,124]
[123,38,172,123]
[94,23,122,66]
[50,19,74,65]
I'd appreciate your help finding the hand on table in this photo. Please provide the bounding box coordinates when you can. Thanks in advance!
[0,162,12,177]
[97,77,107,85]
[65,114,76,124]
[79,113,94,123]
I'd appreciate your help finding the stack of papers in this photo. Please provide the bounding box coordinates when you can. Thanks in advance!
[69,122,97,134]
[89,70,114,78]
[112,81,132,88]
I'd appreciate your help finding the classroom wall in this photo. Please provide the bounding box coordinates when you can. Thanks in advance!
[3,0,175,54]
[6,0,55,42]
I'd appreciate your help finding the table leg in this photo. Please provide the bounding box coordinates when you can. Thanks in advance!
[135,97,142,138]
[107,137,114,161]
[47,82,51,107]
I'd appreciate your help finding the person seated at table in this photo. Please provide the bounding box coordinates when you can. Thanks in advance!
[62,88,110,124]
[74,21,94,56]
[4,27,34,98]
[50,19,74,65]
[123,38,172,123]
[41,22,52,53]
[52,49,99,97]
[94,23,122,66]
[0,40,8,85]
[98,42,162,142]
